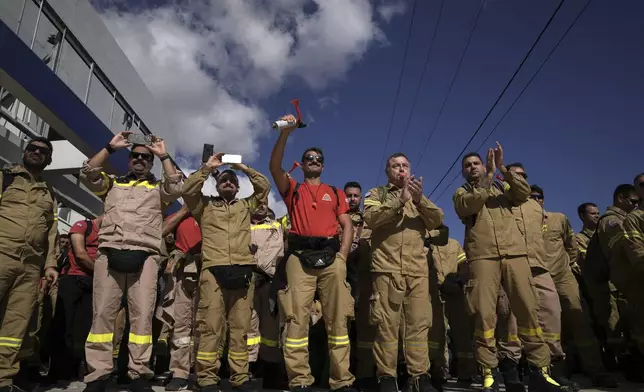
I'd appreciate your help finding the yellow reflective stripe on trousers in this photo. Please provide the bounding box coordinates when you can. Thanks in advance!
[328,334,350,346]
[285,337,308,348]
[542,332,560,341]
[518,327,543,337]
[113,349,120,358]
[357,341,373,349]
[474,329,494,339]
[404,340,428,350]
[197,351,219,361]
[251,222,282,230]
[0,337,22,348]
[428,341,441,349]
[87,332,114,343]
[260,337,279,347]
[247,336,261,346]
[228,350,249,360]
[128,333,152,345]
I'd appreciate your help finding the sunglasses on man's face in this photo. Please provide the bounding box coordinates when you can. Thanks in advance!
[25,144,51,156]
[627,197,641,206]
[530,194,544,201]
[130,152,154,162]
[303,154,324,164]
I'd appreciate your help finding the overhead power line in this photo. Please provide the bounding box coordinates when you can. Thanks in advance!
[427,0,567,198]
[395,0,446,152]
[414,0,486,167]
[375,0,419,185]
[433,0,593,202]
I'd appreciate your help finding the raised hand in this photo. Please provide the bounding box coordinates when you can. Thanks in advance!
[108,131,132,150]
[279,114,299,133]
[485,148,496,176]
[148,137,167,157]
[408,176,424,204]
[493,141,504,171]
[205,152,225,172]
[400,175,412,204]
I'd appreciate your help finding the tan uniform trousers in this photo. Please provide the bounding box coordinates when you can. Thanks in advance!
[613,272,644,353]
[195,269,254,388]
[465,257,549,369]
[248,309,260,363]
[113,307,127,359]
[253,281,281,363]
[0,255,41,387]
[428,285,476,379]
[496,271,563,362]
[168,268,198,379]
[552,269,604,373]
[584,279,623,351]
[85,251,159,382]
[356,269,377,379]
[18,278,53,365]
[278,253,354,390]
[371,273,431,378]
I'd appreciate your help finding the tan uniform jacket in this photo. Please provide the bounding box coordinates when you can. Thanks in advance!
[251,219,284,278]
[453,171,530,261]
[347,211,372,273]
[0,165,58,268]
[430,238,467,285]
[616,208,644,273]
[543,211,579,277]
[364,184,444,277]
[80,162,182,254]
[575,228,594,270]
[592,206,627,291]
[513,198,548,271]
[182,166,270,269]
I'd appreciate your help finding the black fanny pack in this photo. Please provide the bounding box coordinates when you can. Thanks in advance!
[106,249,150,273]
[208,265,253,290]
[288,235,340,270]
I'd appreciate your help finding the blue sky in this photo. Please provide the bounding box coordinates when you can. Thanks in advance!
[255,0,644,236]
[98,0,644,238]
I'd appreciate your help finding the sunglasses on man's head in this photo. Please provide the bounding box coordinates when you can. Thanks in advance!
[25,144,51,156]
[130,152,153,162]
[303,154,324,164]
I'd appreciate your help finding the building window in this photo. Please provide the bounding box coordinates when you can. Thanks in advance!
[0,0,27,33]
[14,0,39,47]
[57,39,90,101]
[87,73,113,127]
[31,12,62,70]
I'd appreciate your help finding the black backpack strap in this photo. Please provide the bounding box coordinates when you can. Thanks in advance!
[290,183,301,213]
[330,185,339,210]
[1,169,15,195]
[84,219,93,240]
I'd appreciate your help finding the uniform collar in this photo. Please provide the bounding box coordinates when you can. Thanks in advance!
[607,205,627,218]
[117,171,156,183]
[6,164,42,182]
[581,227,594,238]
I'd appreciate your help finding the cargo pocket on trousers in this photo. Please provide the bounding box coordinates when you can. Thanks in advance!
[463,278,478,317]
[344,280,355,319]
[277,286,295,322]
[368,292,383,327]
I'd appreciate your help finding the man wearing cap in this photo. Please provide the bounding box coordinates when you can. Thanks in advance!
[182,152,270,392]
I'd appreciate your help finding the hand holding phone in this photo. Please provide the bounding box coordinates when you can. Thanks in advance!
[221,154,242,164]
[202,144,214,163]
[126,133,154,146]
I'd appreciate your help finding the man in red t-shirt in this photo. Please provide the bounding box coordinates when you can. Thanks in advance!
[269,114,355,392]
[52,215,102,381]
[160,204,202,391]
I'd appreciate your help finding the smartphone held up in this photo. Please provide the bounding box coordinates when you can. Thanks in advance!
[126,133,155,146]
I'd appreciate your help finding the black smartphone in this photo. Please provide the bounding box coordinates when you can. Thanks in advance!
[202,144,214,163]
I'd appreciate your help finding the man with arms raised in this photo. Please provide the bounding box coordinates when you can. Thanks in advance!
[269,114,355,392]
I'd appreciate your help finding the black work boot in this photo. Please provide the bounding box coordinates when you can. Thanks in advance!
[129,377,155,392]
[413,373,439,392]
[354,377,378,392]
[378,376,398,392]
[590,372,618,388]
[550,359,580,392]
[527,365,563,392]
[83,378,109,392]
[481,368,500,392]
[498,358,526,392]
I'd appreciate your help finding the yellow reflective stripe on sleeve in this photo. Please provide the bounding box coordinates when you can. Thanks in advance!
[625,231,644,240]
[608,232,626,248]
[284,337,308,348]
[328,334,350,346]
[542,224,548,233]
[457,253,467,263]
[503,183,511,191]
[0,337,22,348]
[251,222,282,231]
[128,333,152,345]
[94,172,112,196]
[228,350,249,360]
[86,332,114,343]
[363,199,381,207]
[260,337,279,347]
[247,336,261,346]
[579,249,587,255]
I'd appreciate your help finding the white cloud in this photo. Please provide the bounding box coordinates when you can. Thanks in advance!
[95,0,403,163]
[318,94,339,109]
[377,0,407,23]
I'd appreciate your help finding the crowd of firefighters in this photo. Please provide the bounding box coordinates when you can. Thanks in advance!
[0,113,643,392]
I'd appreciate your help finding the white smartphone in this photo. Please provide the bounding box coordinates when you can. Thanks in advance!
[222,154,242,164]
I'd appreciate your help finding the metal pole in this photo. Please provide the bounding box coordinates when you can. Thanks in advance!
[84,62,95,104]
[30,0,45,50]
[53,28,66,74]
[108,91,116,129]
[16,0,27,33]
